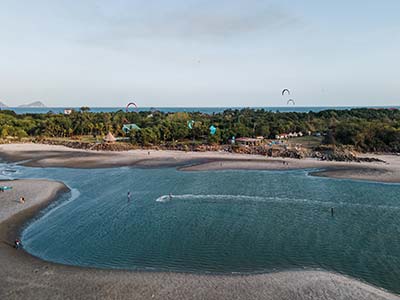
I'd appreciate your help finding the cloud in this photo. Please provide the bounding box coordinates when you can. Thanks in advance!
[79,1,301,44]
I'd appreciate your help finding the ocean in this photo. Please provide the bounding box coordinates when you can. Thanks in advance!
[3,106,400,114]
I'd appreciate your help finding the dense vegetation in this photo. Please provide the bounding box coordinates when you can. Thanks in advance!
[0,108,399,153]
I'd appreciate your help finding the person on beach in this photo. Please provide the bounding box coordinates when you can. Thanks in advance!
[14,239,21,249]
[19,197,25,204]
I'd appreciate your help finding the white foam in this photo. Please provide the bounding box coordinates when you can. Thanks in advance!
[0,164,21,178]
[156,195,172,202]
[41,188,81,219]
[156,194,312,204]
[155,194,400,210]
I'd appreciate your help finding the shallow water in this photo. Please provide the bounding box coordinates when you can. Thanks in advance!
[3,165,400,293]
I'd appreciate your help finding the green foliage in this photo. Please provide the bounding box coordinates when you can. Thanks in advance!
[0,108,399,152]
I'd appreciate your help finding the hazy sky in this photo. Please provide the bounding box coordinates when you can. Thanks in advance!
[1,0,399,107]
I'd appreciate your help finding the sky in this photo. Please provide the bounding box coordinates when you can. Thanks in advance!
[0,0,399,107]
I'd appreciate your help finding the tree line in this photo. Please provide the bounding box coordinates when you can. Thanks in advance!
[0,108,399,153]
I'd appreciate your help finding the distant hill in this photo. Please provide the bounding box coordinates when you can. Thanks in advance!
[0,101,8,108]
[19,101,46,108]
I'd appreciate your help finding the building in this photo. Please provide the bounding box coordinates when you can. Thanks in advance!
[236,137,262,146]
[275,133,288,140]
[64,109,73,115]
[276,132,303,139]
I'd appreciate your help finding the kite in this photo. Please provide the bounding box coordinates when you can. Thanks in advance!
[126,102,138,113]
[287,99,295,105]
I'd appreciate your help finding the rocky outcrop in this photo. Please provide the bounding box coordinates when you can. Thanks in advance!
[311,145,384,163]
[36,139,136,151]
[31,139,385,163]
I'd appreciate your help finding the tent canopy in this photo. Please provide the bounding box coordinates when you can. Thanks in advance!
[104,132,117,142]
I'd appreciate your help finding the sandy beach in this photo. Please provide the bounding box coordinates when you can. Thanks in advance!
[1,143,400,183]
[0,179,399,300]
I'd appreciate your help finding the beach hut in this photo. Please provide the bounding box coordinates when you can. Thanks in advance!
[104,132,116,143]
[236,137,261,146]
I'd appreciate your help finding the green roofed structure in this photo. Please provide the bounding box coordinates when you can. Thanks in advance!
[122,124,141,134]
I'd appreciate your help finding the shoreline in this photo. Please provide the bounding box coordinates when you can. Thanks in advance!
[1,180,400,299]
[1,180,69,257]
[2,143,399,183]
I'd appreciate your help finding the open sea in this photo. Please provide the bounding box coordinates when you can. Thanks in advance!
[1,164,399,293]
[2,106,400,114]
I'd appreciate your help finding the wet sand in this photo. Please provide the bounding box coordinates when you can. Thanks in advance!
[1,179,400,299]
[1,143,399,183]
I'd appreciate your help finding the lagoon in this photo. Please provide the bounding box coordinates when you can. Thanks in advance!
[3,165,400,293]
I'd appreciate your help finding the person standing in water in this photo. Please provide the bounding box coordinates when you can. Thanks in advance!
[127,191,131,201]
[331,207,334,217]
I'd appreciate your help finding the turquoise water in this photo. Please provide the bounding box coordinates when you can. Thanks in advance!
[2,165,400,293]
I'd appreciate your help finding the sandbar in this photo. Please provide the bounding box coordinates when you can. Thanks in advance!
[1,143,399,183]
